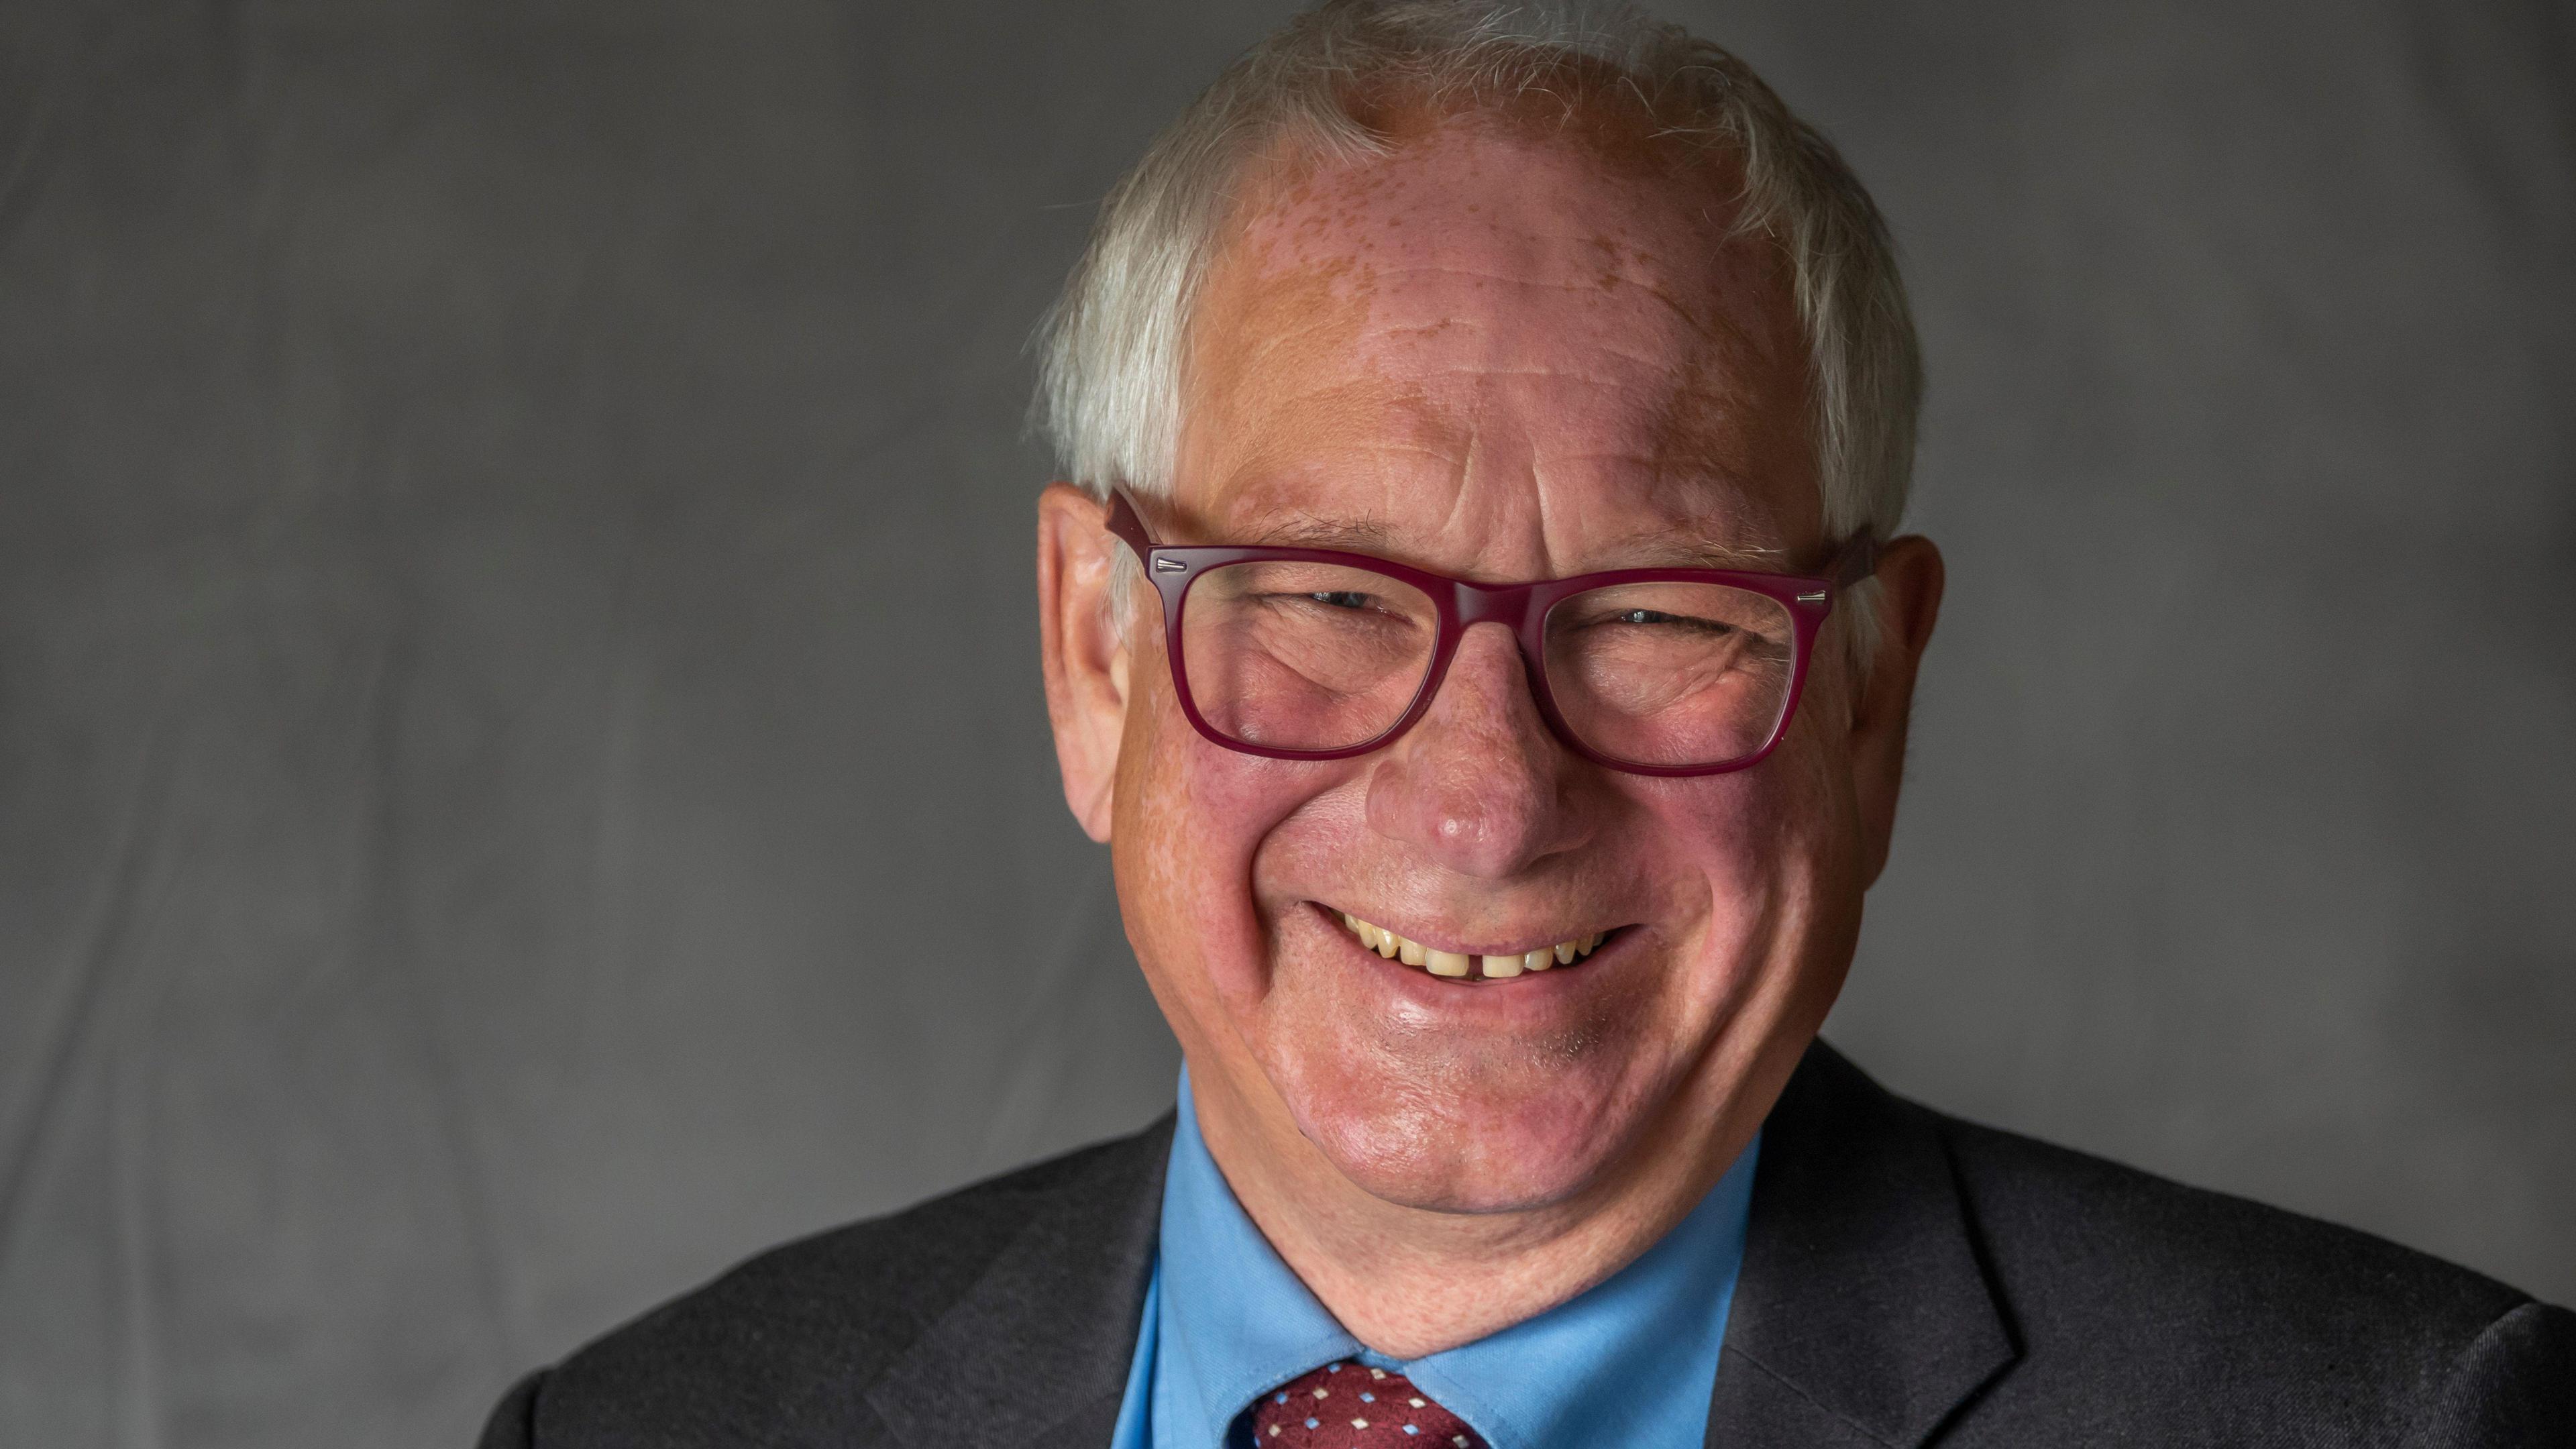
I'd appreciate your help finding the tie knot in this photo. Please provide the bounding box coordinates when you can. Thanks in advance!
[1246,1362,1489,1448]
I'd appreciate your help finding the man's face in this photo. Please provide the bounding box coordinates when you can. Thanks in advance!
[1046,121,1929,1217]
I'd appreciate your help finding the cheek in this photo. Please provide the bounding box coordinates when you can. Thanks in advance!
[1114,661,1341,1008]
[1631,732,1848,954]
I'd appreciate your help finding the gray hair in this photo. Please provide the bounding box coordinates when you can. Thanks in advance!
[1035,0,1919,665]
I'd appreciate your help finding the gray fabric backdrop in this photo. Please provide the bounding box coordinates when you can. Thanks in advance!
[2,2,2569,1445]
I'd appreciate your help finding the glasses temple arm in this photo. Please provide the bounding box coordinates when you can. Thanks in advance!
[1103,487,1164,561]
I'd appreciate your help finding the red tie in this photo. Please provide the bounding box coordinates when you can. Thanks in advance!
[1248,1362,1490,1448]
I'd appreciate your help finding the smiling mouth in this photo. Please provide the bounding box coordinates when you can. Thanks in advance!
[1334,909,1609,981]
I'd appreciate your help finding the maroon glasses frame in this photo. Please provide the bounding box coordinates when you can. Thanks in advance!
[1104,490,1880,778]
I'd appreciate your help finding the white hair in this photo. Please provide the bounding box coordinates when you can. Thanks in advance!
[1035,0,1919,666]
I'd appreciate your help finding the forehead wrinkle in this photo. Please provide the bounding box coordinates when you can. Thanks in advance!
[1644,356,1807,514]
[1402,365,1668,384]
[1212,304,1373,395]
[1340,260,1754,358]
[1218,363,1772,545]
[1350,314,1763,407]
[1202,496,1783,576]
[1399,358,1729,404]
[1214,368,1468,457]
[1216,225,1775,413]
[1530,445,1756,495]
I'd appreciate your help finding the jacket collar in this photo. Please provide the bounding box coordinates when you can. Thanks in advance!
[862,1038,2012,1449]
[1707,1040,2018,1446]
[865,1115,1173,1449]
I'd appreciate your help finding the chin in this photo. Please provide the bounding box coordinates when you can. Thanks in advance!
[1269,1040,1664,1214]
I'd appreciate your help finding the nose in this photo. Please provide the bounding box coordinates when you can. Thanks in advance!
[1364,622,1592,879]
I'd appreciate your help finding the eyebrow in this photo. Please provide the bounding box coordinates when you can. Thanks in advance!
[1584,527,1784,571]
[1236,513,1786,573]
[1238,514,1401,553]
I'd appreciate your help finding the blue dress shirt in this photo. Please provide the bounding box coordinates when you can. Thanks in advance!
[1109,1070,1760,1449]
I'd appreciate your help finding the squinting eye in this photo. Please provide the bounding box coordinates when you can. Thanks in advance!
[1613,608,1731,633]
[1309,592,1373,609]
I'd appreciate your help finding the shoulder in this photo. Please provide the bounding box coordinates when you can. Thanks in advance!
[1928,1104,2575,1439]
[1736,1042,2571,1443]
[1939,1109,2524,1331]
[478,1118,1172,1449]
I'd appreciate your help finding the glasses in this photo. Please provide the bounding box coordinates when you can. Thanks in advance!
[1104,490,1878,777]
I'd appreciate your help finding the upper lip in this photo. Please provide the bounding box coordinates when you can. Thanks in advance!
[1319,902,1615,957]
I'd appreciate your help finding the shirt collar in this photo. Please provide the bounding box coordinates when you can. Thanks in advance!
[1150,1068,1760,1449]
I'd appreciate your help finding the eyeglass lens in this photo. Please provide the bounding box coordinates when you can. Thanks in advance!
[1175,559,1797,768]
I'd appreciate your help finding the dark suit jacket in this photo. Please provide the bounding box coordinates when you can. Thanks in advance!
[478,1042,2573,1446]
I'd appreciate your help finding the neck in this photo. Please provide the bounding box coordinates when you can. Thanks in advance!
[1185,1059,1773,1359]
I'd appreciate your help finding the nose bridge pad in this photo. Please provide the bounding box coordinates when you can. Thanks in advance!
[1433,584,1544,723]
[1453,580,1533,630]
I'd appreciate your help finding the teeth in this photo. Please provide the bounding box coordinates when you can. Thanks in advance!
[1339,912,1609,981]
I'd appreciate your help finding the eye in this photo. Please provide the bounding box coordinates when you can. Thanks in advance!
[1610,608,1734,634]
[1246,588,1395,619]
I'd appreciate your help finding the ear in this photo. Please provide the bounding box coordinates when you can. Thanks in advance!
[1847,535,1945,888]
[1036,482,1132,843]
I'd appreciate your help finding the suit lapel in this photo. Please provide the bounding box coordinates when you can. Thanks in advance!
[859,1044,2008,1449]
[1707,1042,2017,1448]
[867,1115,1173,1449]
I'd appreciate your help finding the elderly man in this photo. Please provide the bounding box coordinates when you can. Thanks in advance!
[480,3,2572,1445]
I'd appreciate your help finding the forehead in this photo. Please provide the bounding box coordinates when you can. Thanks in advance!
[1179,119,1818,562]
